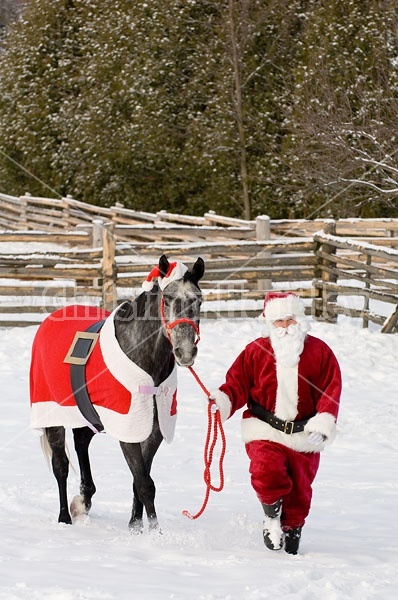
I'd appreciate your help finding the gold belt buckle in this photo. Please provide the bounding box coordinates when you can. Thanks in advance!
[284,420,294,435]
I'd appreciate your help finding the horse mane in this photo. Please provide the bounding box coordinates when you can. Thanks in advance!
[116,285,161,322]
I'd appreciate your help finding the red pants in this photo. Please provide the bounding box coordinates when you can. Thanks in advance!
[245,440,320,529]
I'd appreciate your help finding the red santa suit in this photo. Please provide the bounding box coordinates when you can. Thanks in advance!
[213,293,342,530]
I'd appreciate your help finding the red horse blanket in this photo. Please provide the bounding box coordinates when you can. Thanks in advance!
[30,305,177,443]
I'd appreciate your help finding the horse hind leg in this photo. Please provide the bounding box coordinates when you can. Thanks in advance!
[45,426,72,524]
[70,427,96,519]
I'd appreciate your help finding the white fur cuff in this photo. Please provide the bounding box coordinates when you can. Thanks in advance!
[304,412,337,442]
[211,390,232,422]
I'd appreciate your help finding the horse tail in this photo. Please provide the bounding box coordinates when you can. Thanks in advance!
[40,430,53,469]
[40,429,76,474]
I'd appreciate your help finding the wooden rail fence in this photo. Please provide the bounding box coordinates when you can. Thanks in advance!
[0,193,397,330]
[1,192,398,244]
[314,221,398,332]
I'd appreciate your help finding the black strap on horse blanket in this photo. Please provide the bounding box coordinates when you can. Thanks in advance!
[64,319,106,433]
[248,399,311,435]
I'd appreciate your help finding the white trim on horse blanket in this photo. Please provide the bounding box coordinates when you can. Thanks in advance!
[30,305,178,444]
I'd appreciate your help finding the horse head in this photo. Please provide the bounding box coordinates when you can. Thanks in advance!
[157,254,204,367]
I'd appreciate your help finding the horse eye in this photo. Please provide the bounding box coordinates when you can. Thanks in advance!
[186,299,200,316]
[186,306,195,318]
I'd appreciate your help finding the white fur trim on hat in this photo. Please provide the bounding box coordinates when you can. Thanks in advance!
[142,261,188,292]
[262,292,305,323]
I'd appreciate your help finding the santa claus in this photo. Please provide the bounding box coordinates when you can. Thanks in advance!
[212,291,342,554]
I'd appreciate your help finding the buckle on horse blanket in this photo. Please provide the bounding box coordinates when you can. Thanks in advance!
[63,319,106,433]
[64,331,100,366]
[249,399,310,434]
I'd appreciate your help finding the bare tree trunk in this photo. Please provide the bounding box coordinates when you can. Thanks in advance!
[228,0,251,221]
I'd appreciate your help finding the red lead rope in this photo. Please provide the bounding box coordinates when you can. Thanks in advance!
[182,366,226,520]
[159,299,226,519]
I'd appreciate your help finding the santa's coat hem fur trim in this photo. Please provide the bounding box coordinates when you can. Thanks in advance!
[211,381,338,452]
[241,412,336,452]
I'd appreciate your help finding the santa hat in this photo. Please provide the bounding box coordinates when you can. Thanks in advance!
[142,260,188,292]
[260,291,305,323]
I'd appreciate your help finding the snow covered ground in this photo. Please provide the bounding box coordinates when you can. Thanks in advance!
[1,314,397,600]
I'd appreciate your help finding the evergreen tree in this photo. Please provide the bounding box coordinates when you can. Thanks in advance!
[0,0,87,197]
[0,0,397,218]
[0,0,25,42]
[283,0,398,217]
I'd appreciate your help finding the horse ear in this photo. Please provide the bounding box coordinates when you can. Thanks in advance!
[159,255,170,278]
[192,257,205,283]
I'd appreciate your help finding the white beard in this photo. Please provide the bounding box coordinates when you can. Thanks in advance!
[269,323,307,367]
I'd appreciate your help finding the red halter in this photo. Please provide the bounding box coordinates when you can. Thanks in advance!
[160,296,200,344]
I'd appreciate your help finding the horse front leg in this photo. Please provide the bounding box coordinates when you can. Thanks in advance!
[120,424,163,532]
[120,441,157,532]
[70,427,96,519]
[45,426,72,524]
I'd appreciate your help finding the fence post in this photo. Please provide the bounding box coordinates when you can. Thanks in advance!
[63,195,74,230]
[102,222,117,311]
[317,219,338,323]
[256,215,272,292]
[20,194,29,229]
[362,254,372,328]
[381,304,398,333]
[92,219,104,248]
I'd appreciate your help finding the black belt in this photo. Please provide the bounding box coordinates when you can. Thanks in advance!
[249,399,310,435]
[64,319,106,433]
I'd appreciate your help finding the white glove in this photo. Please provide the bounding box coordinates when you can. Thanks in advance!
[308,431,326,446]
[208,390,232,423]
[206,397,219,413]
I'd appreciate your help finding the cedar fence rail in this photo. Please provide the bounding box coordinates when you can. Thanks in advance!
[0,193,397,332]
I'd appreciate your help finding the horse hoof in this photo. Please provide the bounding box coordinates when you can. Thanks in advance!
[148,519,162,535]
[58,510,72,525]
[70,495,87,519]
[129,519,144,535]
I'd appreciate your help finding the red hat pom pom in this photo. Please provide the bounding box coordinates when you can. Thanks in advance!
[142,266,160,291]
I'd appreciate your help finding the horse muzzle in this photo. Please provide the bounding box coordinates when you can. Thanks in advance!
[173,344,198,367]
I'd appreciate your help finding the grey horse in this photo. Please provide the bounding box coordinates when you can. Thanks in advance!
[30,255,204,531]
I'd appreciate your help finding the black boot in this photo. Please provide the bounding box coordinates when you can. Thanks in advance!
[261,500,283,551]
[284,527,302,555]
